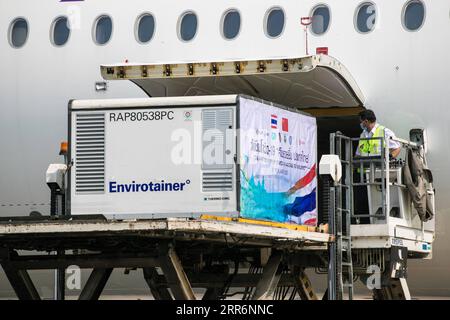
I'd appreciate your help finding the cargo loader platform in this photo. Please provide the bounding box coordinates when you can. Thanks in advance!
[0,216,331,300]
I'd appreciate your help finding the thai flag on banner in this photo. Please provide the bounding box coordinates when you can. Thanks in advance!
[284,164,317,226]
[271,115,278,129]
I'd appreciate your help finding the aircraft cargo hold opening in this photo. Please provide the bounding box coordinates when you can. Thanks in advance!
[304,108,363,226]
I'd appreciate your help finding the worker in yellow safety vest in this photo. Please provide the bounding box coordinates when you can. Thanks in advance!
[354,109,402,218]
[356,109,401,158]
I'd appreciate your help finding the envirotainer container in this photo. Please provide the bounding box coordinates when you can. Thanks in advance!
[68,95,317,225]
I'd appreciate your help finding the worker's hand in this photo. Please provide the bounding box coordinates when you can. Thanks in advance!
[390,147,401,158]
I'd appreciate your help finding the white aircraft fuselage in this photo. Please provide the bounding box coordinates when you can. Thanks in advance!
[1,0,449,296]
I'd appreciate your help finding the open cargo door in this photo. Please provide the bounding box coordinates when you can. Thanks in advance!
[100,55,365,225]
[100,55,364,110]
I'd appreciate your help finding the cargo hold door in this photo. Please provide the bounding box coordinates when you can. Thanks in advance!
[101,55,365,110]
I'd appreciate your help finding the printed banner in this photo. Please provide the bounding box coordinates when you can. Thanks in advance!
[239,97,317,226]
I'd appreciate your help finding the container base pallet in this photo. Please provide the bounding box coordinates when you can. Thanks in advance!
[0,215,331,300]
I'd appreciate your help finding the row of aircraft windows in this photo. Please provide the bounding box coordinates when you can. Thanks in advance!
[8,0,427,49]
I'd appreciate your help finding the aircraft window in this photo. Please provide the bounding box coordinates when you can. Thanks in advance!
[265,7,285,38]
[9,18,28,48]
[94,15,113,45]
[52,16,70,46]
[222,9,241,40]
[136,13,155,43]
[403,0,425,31]
[355,2,377,33]
[179,12,198,41]
[311,5,331,35]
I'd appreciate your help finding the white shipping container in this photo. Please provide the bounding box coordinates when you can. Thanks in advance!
[68,95,317,226]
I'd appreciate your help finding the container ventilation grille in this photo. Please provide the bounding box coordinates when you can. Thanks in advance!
[202,171,233,192]
[202,108,233,170]
[75,113,105,193]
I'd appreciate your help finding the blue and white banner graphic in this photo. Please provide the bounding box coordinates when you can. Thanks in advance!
[239,97,317,226]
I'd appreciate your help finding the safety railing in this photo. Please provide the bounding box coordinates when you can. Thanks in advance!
[331,133,389,221]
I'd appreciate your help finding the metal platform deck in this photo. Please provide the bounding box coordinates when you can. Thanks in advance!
[0,216,331,300]
[0,216,331,251]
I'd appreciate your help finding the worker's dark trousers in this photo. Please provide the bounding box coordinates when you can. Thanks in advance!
[353,177,370,224]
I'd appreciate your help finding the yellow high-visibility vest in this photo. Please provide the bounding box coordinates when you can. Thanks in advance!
[358,125,386,156]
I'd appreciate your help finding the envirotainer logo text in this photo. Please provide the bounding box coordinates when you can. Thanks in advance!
[109,179,191,193]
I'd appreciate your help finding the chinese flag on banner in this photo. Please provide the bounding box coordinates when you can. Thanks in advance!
[282,118,288,132]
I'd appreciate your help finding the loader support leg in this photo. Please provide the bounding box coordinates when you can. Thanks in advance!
[292,267,318,300]
[373,246,411,300]
[0,249,40,300]
[79,268,113,300]
[159,246,195,300]
[251,251,283,300]
[373,278,411,300]
[143,267,173,300]
[1,266,41,300]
